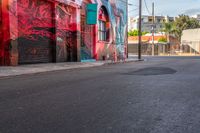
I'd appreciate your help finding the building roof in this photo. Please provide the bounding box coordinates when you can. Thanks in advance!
[128,35,166,44]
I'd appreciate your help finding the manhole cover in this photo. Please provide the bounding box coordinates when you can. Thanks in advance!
[126,67,177,76]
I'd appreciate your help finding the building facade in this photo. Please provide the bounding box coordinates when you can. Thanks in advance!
[0,0,127,66]
[128,15,175,32]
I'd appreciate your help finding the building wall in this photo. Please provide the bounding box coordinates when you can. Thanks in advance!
[95,0,127,60]
[0,0,12,65]
[0,0,127,65]
[17,0,55,63]
[191,14,200,22]
[181,29,200,54]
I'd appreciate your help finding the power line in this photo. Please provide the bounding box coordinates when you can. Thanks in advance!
[128,8,139,13]
[143,0,151,15]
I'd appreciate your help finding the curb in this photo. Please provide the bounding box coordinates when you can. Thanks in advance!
[0,59,143,78]
[104,59,144,65]
[0,64,104,79]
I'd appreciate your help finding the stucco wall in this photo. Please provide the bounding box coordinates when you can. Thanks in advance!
[181,29,200,53]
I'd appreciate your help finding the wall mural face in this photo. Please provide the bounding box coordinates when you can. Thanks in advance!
[0,0,127,65]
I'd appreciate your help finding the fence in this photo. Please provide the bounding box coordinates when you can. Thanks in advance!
[128,43,171,55]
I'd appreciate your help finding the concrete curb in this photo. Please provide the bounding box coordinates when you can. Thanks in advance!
[0,63,104,78]
[104,59,144,65]
[0,58,142,78]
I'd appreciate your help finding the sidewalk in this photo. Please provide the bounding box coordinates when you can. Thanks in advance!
[0,58,139,78]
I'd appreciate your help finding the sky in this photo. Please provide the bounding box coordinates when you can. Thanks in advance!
[128,0,200,17]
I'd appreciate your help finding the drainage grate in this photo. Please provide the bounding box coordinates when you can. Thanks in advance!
[126,67,177,76]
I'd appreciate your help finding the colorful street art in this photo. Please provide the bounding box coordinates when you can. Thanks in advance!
[0,0,127,65]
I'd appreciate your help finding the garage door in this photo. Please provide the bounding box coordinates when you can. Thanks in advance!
[18,0,54,64]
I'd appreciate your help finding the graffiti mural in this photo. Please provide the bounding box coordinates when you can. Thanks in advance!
[56,4,77,62]
[0,0,127,65]
[17,0,55,63]
[95,0,128,60]
[80,1,95,60]
[0,0,2,63]
[1,0,11,65]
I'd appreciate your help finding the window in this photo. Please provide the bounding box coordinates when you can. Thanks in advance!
[149,19,153,22]
[98,20,106,41]
[98,6,109,41]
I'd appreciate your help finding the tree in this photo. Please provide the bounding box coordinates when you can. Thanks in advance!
[163,15,200,42]
[163,22,176,42]
[173,15,200,41]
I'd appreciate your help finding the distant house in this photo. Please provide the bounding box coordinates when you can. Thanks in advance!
[191,14,200,22]
[128,15,175,32]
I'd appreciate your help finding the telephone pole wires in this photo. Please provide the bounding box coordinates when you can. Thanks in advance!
[152,2,155,56]
[138,0,142,60]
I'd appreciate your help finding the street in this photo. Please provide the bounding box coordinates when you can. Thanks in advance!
[1,56,200,133]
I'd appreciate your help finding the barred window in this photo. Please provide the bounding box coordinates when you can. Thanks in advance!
[98,20,106,41]
[98,6,109,42]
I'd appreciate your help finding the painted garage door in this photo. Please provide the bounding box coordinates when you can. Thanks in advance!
[17,0,54,64]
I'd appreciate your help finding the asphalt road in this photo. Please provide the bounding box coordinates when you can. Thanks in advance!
[1,56,200,133]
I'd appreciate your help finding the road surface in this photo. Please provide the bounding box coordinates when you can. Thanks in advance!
[0,56,200,133]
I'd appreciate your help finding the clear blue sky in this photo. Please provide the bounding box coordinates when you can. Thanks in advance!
[128,0,200,17]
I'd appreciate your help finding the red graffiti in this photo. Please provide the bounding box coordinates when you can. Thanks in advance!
[0,0,127,65]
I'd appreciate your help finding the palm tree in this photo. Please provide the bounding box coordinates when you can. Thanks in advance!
[163,22,175,43]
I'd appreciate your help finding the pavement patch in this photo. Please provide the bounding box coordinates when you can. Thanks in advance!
[125,67,177,76]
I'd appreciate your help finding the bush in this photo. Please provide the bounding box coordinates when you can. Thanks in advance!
[158,37,167,43]
[128,30,149,36]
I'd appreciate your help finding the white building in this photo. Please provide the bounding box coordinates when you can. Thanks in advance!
[181,28,200,54]
[191,14,200,22]
[128,15,175,32]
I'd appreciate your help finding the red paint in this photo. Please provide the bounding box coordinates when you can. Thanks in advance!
[1,0,11,65]
[93,24,97,59]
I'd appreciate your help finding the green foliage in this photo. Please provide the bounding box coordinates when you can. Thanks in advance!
[142,31,149,35]
[163,15,200,41]
[158,37,167,43]
[163,22,176,35]
[128,30,149,36]
[175,15,200,30]
[128,30,139,36]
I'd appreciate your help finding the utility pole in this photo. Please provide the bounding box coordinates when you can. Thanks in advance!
[138,0,142,60]
[126,0,128,59]
[152,2,155,56]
